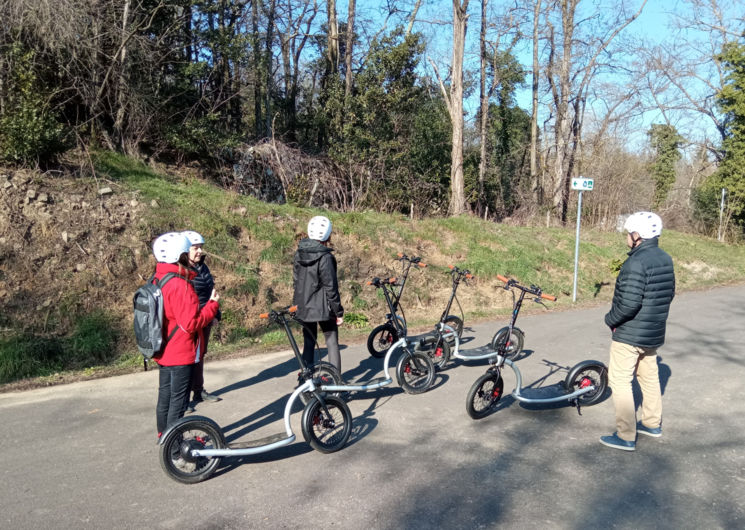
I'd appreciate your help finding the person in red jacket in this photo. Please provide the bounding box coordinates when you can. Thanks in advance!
[152,232,220,438]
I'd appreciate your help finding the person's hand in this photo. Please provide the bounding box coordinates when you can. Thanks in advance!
[612,327,616,332]
[210,289,220,303]
[336,316,344,326]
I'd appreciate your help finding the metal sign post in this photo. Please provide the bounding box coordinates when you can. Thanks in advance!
[571,177,594,302]
[718,188,727,242]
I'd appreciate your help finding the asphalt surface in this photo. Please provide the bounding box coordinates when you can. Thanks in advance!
[2,285,744,529]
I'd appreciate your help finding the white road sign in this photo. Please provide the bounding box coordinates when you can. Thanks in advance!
[571,178,594,191]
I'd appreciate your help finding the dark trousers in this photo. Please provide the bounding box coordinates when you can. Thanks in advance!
[190,324,213,396]
[156,364,194,434]
[301,318,340,371]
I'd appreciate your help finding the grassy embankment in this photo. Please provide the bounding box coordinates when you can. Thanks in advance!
[1,152,744,388]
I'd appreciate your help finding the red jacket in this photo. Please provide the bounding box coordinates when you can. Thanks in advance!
[153,262,219,366]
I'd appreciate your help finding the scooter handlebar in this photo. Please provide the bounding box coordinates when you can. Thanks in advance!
[497,274,509,283]
[541,293,557,302]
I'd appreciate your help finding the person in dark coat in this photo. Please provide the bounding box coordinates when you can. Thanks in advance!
[182,230,222,407]
[600,212,675,451]
[293,216,344,371]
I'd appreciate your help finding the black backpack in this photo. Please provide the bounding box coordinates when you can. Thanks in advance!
[133,273,179,370]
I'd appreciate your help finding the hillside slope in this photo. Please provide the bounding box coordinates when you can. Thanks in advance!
[1,154,744,388]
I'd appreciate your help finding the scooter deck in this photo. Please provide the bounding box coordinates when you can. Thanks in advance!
[336,377,393,392]
[457,344,499,360]
[513,383,569,401]
[230,432,292,449]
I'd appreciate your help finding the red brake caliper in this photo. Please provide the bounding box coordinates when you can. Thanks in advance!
[579,377,592,388]
[435,347,443,358]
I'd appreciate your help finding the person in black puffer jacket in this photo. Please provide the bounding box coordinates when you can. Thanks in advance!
[293,216,344,371]
[599,212,675,452]
[182,231,222,408]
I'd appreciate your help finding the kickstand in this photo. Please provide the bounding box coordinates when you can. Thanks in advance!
[571,399,582,416]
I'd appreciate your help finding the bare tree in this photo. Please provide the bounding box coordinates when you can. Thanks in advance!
[637,0,745,160]
[543,0,647,223]
[530,0,542,204]
[276,0,319,141]
[430,0,470,216]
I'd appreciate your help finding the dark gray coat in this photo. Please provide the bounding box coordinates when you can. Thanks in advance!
[605,238,675,348]
[293,238,344,322]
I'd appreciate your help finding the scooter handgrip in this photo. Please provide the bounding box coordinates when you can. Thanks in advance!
[448,265,454,270]
[541,293,557,301]
[288,305,298,312]
[497,274,509,283]
[466,273,474,280]
[418,262,427,268]
[397,252,404,258]
[259,312,269,319]
[389,277,398,284]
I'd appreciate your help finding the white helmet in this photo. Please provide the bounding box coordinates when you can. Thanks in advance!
[181,230,205,246]
[153,232,191,263]
[307,215,332,242]
[623,211,663,239]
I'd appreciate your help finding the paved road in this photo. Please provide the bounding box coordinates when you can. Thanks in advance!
[2,286,744,529]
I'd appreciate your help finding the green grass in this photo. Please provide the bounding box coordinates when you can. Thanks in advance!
[3,151,743,387]
[0,310,118,384]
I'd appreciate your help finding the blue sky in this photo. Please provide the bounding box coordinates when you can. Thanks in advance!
[347,0,728,153]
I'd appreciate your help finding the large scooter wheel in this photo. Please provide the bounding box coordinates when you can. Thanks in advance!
[367,323,398,358]
[301,395,353,453]
[159,416,226,484]
[417,335,451,370]
[300,361,344,406]
[443,315,464,339]
[396,350,436,394]
[466,370,504,420]
[491,327,525,360]
[564,360,608,406]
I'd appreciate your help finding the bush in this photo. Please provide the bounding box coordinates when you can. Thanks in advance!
[0,44,67,165]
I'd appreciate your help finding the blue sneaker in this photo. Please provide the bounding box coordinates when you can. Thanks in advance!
[599,432,636,451]
[636,421,662,438]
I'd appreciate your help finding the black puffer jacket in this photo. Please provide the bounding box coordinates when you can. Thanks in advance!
[293,238,344,322]
[605,238,675,348]
[191,259,221,320]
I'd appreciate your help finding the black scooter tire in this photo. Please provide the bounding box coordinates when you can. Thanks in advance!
[301,396,353,453]
[395,351,436,394]
[564,360,608,406]
[367,323,398,358]
[443,315,464,339]
[490,327,525,360]
[417,335,451,370]
[159,416,225,484]
[466,371,504,420]
[300,361,344,406]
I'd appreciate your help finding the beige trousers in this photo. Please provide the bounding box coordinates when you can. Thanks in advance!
[608,340,662,442]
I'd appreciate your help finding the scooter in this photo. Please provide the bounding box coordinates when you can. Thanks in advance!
[158,306,353,484]
[366,253,427,358]
[415,265,473,370]
[462,276,608,419]
[272,299,435,396]
[443,274,557,363]
[335,278,436,394]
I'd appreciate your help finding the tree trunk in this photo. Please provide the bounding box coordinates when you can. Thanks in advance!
[264,0,277,137]
[113,0,131,151]
[252,0,263,137]
[477,0,488,215]
[327,0,339,72]
[449,0,470,216]
[530,0,542,205]
[344,0,356,100]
